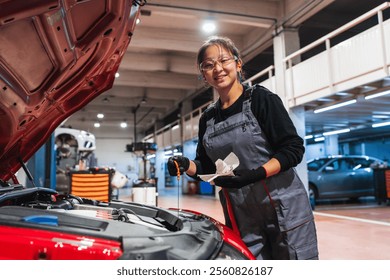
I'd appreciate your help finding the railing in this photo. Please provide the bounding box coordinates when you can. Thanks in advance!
[142,101,212,146]
[182,101,212,141]
[284,2,390,105]
[243,65,275,86]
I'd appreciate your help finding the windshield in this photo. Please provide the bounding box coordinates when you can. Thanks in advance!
[307,158,333,171]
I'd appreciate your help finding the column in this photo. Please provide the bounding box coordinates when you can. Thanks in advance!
[324,135,339,155]
[273,27,309,190]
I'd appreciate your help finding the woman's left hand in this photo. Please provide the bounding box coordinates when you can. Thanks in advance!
[214,167,266,188]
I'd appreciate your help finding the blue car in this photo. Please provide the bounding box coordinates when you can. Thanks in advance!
[307,155,384,204]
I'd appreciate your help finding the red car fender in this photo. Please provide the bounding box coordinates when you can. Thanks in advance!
[0,225,122,260]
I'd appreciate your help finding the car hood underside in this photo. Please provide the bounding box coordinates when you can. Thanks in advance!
[0,0,140,181]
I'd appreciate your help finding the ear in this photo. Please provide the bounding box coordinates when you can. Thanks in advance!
[236,59,242,71]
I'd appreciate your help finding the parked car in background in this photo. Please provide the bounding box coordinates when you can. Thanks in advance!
[307,155,384,204]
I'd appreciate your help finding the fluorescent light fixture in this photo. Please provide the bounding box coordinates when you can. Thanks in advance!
[372,115,390,119]
[97,113,104,119]
[94,123,100,128]
[335,92,350,96]
[120,122,127,128]
[304,135,313,139]
[317,98,334,102]
[323,128,350,136]
[164,150,172,155]
[314,99,356,114]
[314,137,325,142]
[364,89,390,100]
[372,121,390,128]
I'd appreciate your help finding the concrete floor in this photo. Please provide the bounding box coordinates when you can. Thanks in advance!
[119,187,390,260]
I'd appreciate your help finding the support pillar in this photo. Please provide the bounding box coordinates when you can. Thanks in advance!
[273,27,309,190]
[324,135,339,156]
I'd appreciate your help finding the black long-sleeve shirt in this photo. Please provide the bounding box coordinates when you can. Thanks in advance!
[193,85,305,176]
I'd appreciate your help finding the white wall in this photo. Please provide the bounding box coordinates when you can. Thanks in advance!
[305,143,326,160]
[94,138,139,183]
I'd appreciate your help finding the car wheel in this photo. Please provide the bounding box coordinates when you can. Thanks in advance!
[309,184,317,210]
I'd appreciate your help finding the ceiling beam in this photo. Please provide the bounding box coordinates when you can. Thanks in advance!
[106,85,187,100]
[84,96,175,110]
[129,26,242,53]
[119,51,198,75]
[113,69,202,90]
[144,0,280,25]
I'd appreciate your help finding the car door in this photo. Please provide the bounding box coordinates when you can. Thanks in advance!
[347,158,375,196]
[318,158,355,198]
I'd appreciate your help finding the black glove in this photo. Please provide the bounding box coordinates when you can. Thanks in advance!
[213,166,266,188]
[167,156,190,176]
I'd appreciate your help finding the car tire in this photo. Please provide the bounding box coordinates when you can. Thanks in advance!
[309,184,317,210]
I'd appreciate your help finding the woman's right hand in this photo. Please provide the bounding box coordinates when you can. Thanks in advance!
[167,156,190,176]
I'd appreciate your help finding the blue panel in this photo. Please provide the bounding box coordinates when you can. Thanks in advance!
[199,181,213,195]
[23,215,58,226]
[49,133,56,190]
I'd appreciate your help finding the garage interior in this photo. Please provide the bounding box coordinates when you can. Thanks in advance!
[25,0,390,260]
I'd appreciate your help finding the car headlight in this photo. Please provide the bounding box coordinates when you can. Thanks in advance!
[215,243,250,260]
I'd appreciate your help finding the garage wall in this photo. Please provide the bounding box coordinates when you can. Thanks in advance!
[306,136,390,163]
[94,138,139,182]
[349,138,390,162]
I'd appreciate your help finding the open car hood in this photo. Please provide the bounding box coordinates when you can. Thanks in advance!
[0,0,141,181]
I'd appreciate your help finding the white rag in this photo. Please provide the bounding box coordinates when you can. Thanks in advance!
[198,152,239,184]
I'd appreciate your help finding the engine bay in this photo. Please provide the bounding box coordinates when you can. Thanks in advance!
[0,184,225,259]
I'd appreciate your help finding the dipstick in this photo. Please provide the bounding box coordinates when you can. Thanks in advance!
[173,160,180,214]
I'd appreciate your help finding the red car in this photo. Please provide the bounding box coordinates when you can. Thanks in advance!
[0,0,254,260]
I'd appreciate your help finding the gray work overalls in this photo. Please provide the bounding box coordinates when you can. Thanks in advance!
[202,86,319,260]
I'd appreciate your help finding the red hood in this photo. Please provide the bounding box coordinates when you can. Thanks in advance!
[0,0,141,181]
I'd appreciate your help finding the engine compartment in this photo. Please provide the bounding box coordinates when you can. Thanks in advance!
[0,185,225,259]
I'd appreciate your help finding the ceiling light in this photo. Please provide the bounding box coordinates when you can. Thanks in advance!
[115,72,120,78]
[323,128,350,136]
[304,135,313,139]
[94,123,100,128]
[372,115,390,119]
[372,121,390,128]
[314,99,356,114]
[202,20,216,33]
[364,89,390,100]
[136,18,141,25]
[317,98,334,102]
[97,113,104,119]
[314,137,325,142]
[335,92,350,96]
[120,122,127,128]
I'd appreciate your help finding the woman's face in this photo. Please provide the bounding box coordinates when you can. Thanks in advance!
[200,45,241,91]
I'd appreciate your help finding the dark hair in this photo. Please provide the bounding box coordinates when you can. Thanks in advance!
[196,36,241,70]
[196,36,242,72]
